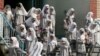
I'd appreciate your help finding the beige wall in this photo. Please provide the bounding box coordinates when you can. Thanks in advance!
[97,0,100,18]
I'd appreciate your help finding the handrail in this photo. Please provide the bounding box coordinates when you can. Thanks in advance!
[0,13,23,43]
[0,35,9,48]
[0,13,26,55]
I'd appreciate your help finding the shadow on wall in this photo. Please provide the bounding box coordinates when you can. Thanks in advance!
[44,0,90,38]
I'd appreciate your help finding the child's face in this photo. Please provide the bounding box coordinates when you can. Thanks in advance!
[20,27,24,31]
[44,7,49,14]
[61,40,66,45]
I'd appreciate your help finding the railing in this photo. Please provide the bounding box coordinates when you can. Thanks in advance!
[0,12,26,56]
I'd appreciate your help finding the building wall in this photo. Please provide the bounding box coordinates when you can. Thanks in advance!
[0,0,4,10]
[90,0,100,18]
[97,0,100,18]
[44,0,90,38]
[90,0,97,18]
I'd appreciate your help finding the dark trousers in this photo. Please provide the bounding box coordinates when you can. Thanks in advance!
[86,43,94,56]
[47,52,56,56]
[70,40,76,50]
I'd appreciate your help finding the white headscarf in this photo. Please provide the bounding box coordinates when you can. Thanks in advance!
[50,6,56,29]
[60,37,71,56]
[34,8,41,14]
[86,12,94,23]
[50,6,56,15]
[28,28,37,40]
[28,7,37,19]
[61,37,70,46]
[80,28,85,33]
[42,4,50,16]
[49,34,57,41]
[47,34,57,52]
[4,5,13,21]
[20,24,27,37]
[11,37,19,48]
[66,8,75,16]
[16,3,28,16]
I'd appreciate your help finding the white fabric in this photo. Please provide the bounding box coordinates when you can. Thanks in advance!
[60,37,71,56]
[70,28,77,40]
[41,4,50,29]
[48,34,57,53]
[66,8,75,24]
[25,17,34,27]
[91,24,100,45]
[26,28,36,41]
[48,40,57,52]
[51,15,56,27]
[42,4,50,16]
[28,7,36,16]
[26,36,33,41]
[36,42,43,56]
[4,9,13,38]
[68,22,77,32]
[69,15,75,23]
[45,24,53,41]
[27,28,37,55]
[50,6,56,15]
[11,37,19,48]
[87,23,96,45]
[86,12,94,25]
[66,8,75,16]
[29,41,38,56]
[29,42,43,56]
[16,4,27,16]
[32,20,40,29]
[6,10,13,21]
[42,14,50,29]
[20,24,27,37]
[50,6,56,34]
[77,34,86,53]
[64,19,70,30]
[77,29,86,53]
[15,4,27,25]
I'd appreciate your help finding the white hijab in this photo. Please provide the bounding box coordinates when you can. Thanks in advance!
[11,37,19,48]
[16,3,28,16]
[50,6,56,15]
[42,4,50,16]
[48,34,57,52]
[66,8,75,16]
[28,7,37,19]
[20,24,27,37]
[88,23,100,45]
[4,5,13,21]
[61,37,70,46]
[50,6,56,28]
[79,28,86,43]
[60,37,71,56]
[26,28,36,41]
[86,12,94,23]
[66,8,75,23]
